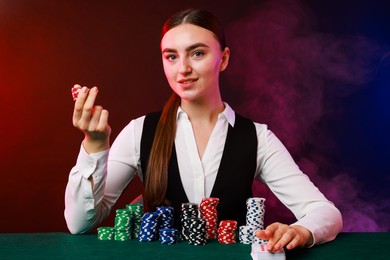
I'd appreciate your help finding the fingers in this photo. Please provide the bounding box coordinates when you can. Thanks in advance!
[285,232,302,250]
[256,223,311,252]
[89,106,110,132]
[71,84,110,135]
[72,85,89,126]
[98,109,109,131]
[71,84,111,153]
[255,222,279,241]
[88,105,103,131]
[272,228,297,251]
[79,87,99,128]
[72,85,99,129]
[255,229,271,240]
[263,223,287,252]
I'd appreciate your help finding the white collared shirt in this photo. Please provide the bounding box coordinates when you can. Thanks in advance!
[65,103,342,245]
[175,105,236,203]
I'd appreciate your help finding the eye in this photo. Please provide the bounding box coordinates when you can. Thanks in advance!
[192,51,204,58]
[164,54,177,62]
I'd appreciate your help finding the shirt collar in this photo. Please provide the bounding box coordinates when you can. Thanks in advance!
[176,102,236,127]
[220,102,236,127]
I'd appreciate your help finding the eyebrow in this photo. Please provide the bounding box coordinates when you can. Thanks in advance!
[162,43,209,54]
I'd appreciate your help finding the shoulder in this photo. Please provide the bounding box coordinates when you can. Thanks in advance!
[234,112,269,135]
[117,111,163,139]
[143,111,162,126]
[237,114,274,145]
[223,103,270,138]
[122,114,146,132]
[141,111,163,134]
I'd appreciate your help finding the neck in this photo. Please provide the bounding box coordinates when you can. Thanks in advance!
[180,97,224,123]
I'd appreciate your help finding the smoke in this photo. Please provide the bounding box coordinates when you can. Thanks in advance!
[225,0,389,231]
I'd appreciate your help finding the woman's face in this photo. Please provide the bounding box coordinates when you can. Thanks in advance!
[161,23,229,103]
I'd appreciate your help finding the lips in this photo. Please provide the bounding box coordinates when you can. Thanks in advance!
[178,78,198,84]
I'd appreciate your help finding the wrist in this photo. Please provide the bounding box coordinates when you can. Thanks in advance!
[291,225,313,247]
[82,137,110,154]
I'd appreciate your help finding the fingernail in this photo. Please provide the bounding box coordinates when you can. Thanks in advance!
[82,86,88,93]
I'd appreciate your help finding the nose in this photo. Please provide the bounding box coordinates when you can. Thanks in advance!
[178,57,192,74]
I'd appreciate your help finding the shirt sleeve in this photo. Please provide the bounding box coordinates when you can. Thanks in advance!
[254,123,343,246]
[64,116,145,234]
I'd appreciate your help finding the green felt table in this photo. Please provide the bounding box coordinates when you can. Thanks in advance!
[0,232,389,259]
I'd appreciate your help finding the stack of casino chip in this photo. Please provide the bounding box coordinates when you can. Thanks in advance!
[156,206,174,229]
[138,212,160,242]
[180,203,200,241]
[239,225,256,244]
[126,203,143,239]
[239,197,267,244]
[97,227,114,240]
[246,198,265,229]
[114,209,132,241]
[200,197,219,239]
[187,217,207,245]
[218,220,238,244]
[159,228,179,245]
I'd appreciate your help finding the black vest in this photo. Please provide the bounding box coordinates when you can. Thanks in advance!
[140,111,257,227]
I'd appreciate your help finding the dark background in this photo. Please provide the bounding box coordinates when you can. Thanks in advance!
[0,0,389,233]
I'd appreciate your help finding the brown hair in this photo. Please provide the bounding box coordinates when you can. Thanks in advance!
[144,9,226,211]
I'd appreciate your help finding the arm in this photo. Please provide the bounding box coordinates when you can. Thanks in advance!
[64,85,142,234]
[64,119,143,234]
[254,124,342,250]
[64,147,109,234]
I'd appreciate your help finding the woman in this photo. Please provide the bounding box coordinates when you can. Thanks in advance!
[65,9,342,252]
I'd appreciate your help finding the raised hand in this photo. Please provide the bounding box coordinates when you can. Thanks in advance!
[72,84,111,153]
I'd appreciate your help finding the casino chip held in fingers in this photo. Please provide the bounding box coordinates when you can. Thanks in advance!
[71,85,81,101]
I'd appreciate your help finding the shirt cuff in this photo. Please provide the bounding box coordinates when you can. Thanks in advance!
[76,144,109,179]
[290,203,342,247]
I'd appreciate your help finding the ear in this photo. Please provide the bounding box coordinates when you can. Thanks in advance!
[219,47,230,72]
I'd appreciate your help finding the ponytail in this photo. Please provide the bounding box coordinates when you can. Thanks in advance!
[144,92,180,211]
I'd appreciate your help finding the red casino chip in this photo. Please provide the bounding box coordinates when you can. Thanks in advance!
[218,220,237,244]
[71,86,81,101]
[200,197,219,239]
